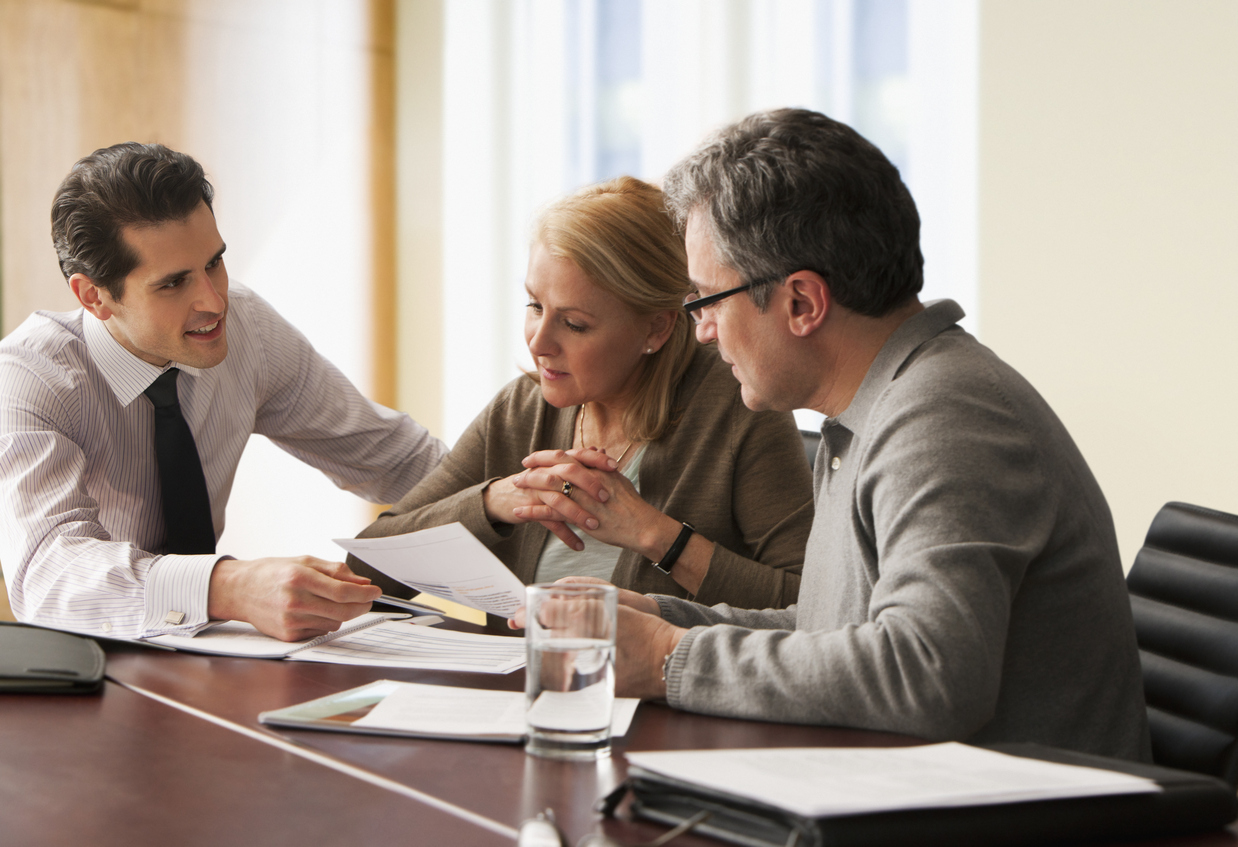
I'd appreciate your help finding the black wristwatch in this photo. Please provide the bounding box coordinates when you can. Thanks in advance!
[652,522,695,574]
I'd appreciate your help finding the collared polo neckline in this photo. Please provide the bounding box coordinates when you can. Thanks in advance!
[832,299,965,435]
[82,312,205,408]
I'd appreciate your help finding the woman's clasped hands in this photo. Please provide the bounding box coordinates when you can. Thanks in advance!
[481,447,609,550]
[484,447,659,554]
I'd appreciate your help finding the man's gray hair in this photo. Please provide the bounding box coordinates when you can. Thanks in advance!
[662,108,923,317]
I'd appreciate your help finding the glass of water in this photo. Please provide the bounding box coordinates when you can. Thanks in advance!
[524,582,617,760]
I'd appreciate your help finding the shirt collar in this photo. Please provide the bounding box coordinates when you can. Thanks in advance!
[833,298,966,433]
[82,312,204,407]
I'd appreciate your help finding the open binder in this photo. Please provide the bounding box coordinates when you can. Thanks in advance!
[608,743,1238,847]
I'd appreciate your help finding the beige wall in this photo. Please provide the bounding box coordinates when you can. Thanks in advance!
[978,0,1238,567]
[0,0,185,328]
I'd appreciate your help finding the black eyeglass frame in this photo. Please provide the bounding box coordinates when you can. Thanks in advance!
[682,276,782,322]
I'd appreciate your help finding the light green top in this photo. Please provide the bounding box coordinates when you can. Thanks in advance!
[531,446,646,584]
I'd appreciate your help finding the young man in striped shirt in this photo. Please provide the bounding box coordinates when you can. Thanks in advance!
[0,143,446,642]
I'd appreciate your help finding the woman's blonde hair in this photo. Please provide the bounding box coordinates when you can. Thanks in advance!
[533,176,696,442]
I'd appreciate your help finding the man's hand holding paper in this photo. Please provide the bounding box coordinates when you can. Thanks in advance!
[335,523,526,619]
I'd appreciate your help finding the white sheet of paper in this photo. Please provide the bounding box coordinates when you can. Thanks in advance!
[289,620,527,674]
[145,612,393,658]
[335,523,526,618]
[626,743,1161,819]
[526,681,613,732]
[145,613,525,673]
[353,681,640,738]
[354,683,528,738]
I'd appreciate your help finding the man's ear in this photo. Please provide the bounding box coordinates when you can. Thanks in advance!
[784,271,830,337]
[69,273,113,320]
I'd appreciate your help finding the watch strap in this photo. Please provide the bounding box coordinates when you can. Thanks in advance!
[653,522,695,574]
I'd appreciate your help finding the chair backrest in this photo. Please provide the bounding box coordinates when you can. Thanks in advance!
[800,429,821,471]
[1127,501,1238,786]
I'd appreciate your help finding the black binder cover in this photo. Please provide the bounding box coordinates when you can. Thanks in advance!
[0,622,106,694]
[620,743,1238,847]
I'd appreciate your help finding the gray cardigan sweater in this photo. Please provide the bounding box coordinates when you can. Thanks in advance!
[353,344,813,608]
[658,301,1151,761]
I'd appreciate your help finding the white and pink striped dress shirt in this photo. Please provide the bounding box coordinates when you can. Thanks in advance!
[0,283,446,639]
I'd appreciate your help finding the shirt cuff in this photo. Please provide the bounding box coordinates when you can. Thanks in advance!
[141,554,225,636]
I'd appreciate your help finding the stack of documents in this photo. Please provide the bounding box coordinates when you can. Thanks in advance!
[144,523,534,672]
[615,743,1238,847]
[626,743,1161,818]
[146,612,526,674]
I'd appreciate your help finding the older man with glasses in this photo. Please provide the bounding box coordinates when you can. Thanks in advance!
[589,108,1151,762]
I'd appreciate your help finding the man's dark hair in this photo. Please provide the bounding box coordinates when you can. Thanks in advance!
[662,108,923,317]
[51,142,214,301]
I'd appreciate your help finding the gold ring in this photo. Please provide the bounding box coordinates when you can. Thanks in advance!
[561,481,574,499]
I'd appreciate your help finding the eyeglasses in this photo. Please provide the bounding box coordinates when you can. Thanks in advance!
[682,276,780,324]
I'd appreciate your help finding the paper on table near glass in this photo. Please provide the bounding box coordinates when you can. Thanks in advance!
[258,678,640,743]
[625,743,1162,819]
[526,681,614,732]
[145,612,526,673]
[335,523,525,619]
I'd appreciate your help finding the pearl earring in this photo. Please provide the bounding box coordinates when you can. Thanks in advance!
[646,348,653,354]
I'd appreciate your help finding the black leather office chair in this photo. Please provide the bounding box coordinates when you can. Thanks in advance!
[1127,501,1238,786]
[800,429,821,470]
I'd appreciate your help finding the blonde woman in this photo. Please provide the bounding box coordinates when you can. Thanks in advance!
[352,177,811,608]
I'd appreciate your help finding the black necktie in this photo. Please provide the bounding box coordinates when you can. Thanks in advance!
[144,368,216,554]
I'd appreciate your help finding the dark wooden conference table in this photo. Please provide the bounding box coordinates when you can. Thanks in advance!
[4,620,1238,847]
